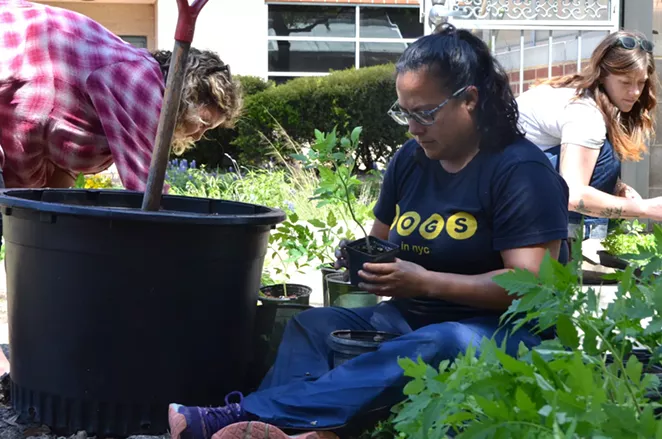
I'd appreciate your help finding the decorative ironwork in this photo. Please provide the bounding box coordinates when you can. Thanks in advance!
[453,0,611,21]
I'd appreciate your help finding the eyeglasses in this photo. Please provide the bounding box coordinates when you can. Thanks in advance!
[616,36,654,53]
[387,86,469,126]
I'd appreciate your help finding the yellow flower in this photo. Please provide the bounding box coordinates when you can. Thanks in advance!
[84,174,114,189]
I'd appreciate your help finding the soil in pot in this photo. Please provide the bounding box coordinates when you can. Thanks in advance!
[327,330,399,368]
[259,284,312,306]
[345,237,399,287]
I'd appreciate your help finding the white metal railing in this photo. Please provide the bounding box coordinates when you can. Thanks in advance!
[423,0,621,92]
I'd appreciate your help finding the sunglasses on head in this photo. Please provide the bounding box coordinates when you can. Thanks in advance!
[616,36,654,53]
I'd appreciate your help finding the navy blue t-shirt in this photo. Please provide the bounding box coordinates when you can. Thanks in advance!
[373,138,569,327]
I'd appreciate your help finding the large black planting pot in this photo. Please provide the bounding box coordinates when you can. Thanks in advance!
[0,189,285,437]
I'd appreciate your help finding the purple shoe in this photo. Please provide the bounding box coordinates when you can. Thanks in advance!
[169,392,248,439]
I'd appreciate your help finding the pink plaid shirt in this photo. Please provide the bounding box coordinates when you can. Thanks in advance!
[0,0,165,190]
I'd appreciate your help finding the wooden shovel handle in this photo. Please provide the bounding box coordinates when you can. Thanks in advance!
[141,0,209,211]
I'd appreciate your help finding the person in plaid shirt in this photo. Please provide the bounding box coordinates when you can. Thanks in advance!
[0,0,241,192]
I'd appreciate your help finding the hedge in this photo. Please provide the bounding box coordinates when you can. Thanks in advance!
[180,65,410,170]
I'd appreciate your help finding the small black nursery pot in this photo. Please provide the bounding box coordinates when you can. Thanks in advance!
[345,236,400,287]
[327,330,400,368]
[259,284,312,306]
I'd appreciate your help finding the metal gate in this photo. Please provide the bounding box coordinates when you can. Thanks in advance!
[422,0,621,94]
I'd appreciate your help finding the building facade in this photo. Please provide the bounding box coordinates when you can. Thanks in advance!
[28,0,662,201]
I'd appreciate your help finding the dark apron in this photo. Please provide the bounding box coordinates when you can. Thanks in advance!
[544,139,621,240]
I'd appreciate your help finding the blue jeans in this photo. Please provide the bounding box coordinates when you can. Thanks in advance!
[545,139,621,240]
[243,301,541,429]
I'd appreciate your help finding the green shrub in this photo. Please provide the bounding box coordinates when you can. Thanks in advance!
[233,64,409,169]
[237,74,275,96]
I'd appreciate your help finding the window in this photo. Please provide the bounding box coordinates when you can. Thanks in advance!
[120,35,148,49]
[267,5,423,84]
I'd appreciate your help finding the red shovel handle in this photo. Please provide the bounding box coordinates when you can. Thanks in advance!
[175,0,210,43]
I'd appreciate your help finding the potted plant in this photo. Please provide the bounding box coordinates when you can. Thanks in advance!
[293,126,399,286]
[259,211,314,305]
[600,219,656,268]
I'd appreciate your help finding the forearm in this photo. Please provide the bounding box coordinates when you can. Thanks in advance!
[420,269,513,310]
[570,185,643,218]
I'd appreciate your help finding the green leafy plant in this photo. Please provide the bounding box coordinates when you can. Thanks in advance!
[74,173,85,188]
[293,126,374,252]
[383,224,662,438]
[263,211,325,295]
[604,219,656,260]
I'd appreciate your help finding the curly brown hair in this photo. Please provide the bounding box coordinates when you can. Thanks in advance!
[538,30,657,162]
[151,48,243,155]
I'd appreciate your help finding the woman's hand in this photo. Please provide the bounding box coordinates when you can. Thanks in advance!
[357,258,429,298]
[333,239,351,281]
[615,181,642,200]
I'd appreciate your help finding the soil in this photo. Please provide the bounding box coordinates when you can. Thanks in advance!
[259,288,298,300]
[352,242,392,256]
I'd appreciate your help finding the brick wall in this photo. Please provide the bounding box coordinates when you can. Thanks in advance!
[507,60,588,96]
[38,1,156,50]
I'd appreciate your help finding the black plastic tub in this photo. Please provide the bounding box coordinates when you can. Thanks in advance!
[327,330,399,368]
[0,189,285,437]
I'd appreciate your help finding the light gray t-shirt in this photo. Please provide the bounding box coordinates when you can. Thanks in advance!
[516,85,607,151]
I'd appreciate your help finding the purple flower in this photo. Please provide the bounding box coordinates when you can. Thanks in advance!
[191,160,197,169]
[284,200,295,212]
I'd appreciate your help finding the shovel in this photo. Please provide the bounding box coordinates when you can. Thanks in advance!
[141,0,210,211]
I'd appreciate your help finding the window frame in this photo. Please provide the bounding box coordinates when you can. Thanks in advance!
[267,3,421,80]
[119,35,148,49]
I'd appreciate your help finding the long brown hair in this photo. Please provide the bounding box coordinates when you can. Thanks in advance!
[538,30,657,161]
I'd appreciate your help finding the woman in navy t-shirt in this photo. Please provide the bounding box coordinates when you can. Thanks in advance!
[166,24,570,439]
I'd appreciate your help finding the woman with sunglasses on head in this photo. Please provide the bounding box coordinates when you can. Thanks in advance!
[166,24,570,439]
[517,30,662,243]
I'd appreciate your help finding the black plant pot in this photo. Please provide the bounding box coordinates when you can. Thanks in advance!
[325,272,379,308]
[606,348,661,402]
[320,264,341,307]
[0,188,285,436]
[345,236,399,287]
[595,250,661,280]
[259,283,312,306]
[246,303,313,392]
[327,330,399,368]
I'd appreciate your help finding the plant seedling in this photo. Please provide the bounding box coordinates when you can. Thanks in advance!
[292,126,398,285]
